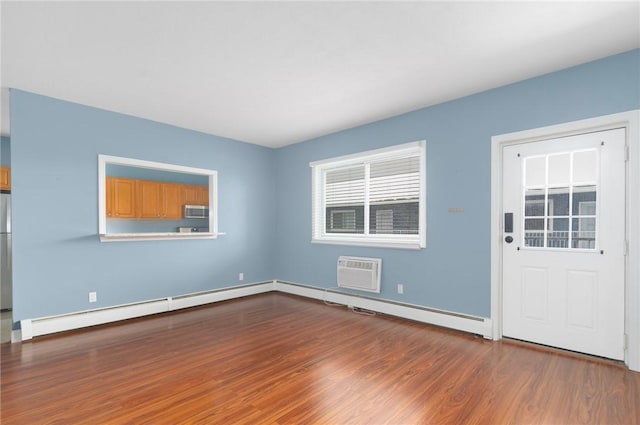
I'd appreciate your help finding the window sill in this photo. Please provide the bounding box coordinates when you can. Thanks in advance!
[99,232,224,242]
[311,237,424,250]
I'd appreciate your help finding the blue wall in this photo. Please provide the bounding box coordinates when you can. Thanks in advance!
[1,136,10,167]
[8,49,640,324]
[274,49,640,318]
[10,90,276,322]
[106,164,209,185]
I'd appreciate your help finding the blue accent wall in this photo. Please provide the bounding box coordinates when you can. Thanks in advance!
[10,90,276,322]
[1,136,10,166]
[274,49,640,318]
[8,49,640,325]
[106,164,208,185]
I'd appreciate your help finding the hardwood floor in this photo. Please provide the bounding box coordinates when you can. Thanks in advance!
[1,293,639,424]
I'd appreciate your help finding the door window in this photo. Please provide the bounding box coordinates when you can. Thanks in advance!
[523,149,598,250]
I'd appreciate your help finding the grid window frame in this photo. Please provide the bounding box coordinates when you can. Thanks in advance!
[311,141,426,250]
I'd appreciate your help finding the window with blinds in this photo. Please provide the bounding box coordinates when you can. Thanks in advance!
[311,141,426,249]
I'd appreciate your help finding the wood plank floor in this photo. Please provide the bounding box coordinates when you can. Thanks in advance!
[1,293,639,425]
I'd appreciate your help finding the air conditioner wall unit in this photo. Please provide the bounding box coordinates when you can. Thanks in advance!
[337,256,382,293]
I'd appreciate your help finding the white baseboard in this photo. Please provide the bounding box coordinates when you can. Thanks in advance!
[20,281,275,340]
[11,329,21,343]
[275,281,492,338]
[170,281,274,310]
[17,279,491,341]
[20,298,170,340]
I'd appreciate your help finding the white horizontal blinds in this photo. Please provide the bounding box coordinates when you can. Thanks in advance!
[325,165,365,233]
[325,166,365,206]
[369,156,420,234]
[324,155,421,235]
[311,140,425,248]
[369,156,420,203]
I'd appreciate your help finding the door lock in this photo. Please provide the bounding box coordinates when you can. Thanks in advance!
[504,212,513,233]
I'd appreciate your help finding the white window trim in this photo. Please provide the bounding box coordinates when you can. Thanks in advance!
[310,141,426,250]
[98,155,220,242]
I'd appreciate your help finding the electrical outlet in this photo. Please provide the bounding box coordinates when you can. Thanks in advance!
[89,292,97,303]
[239,272,244,281]
[397,284,404,294]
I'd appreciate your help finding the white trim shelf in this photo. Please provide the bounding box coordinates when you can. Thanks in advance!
[99,232,226,242]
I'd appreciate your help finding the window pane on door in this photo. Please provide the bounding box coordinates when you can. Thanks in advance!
[548,153,571,186]
[572,186,597,215]
[547,217,569,248]
[525,189,545,216]
[525,156,546,186]
[524,218,545,247]
[572,217,596,249]
[548,187,570,216]
[521,149,599,250]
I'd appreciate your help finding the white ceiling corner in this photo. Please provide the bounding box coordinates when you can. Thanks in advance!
[1,1,639,147]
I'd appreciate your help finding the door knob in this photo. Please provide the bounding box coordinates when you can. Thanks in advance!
[505,236,514,243]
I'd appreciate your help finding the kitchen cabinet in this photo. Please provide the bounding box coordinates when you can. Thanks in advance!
[197,186,209,205]
[106,178,207,220]
[137,180,184,219]
[0,167,10,191]
[162,183,183,219]
[106,177,137,219]
[182,184,209,206]
[137,180,163,218]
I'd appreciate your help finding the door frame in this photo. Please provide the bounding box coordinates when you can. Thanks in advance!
[490,110,640,371]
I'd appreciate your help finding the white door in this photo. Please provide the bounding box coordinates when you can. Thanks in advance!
[502,128,626,360]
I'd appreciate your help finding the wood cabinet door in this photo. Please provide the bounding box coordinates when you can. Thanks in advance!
[196,185,209,205]
[137,180,162,219]
[111,178,137,219]
[0,167,10,190]
[162,183,183,219]
[106,177,114,217]
[108,179,204,221]
[182,185,199,206]
[182,184,209,206]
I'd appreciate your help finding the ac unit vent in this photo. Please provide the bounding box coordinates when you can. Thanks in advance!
[337,256,382,293]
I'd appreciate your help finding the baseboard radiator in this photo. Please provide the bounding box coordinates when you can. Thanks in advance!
[20,281,274,340]
[275,280,492,338]
[18,279,492,341]
[337,256,382,293]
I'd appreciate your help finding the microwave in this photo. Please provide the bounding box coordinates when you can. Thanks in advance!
[184,205,208,219]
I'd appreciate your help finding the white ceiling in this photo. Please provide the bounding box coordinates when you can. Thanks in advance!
[1,1,639,148]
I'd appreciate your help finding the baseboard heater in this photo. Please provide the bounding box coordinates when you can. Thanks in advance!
[275,280,492,338]
[20,281,274,340]
[18,279,493,341]
[20,298,170,341]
